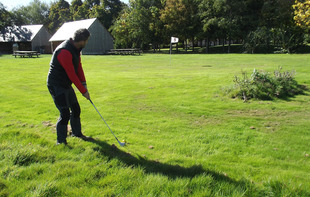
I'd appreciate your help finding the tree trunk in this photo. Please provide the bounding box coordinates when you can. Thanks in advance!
[192,37,194,52]
[206,37,209,54]
[228,37,231,53]
[185,39,188,52]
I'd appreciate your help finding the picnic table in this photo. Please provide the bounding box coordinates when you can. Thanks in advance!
[108,48,142,55]
[13,51,40,58]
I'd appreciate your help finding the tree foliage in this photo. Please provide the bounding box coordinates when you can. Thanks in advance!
[7,0,125,34]
[160,0,200,51]
[71,0,88,20]
[111,0,164,49]
[111,0,304,53]
[0,3,12,30]
[11,0,50,26]
[110,9,132,48]
[48,0,71,33]
[2,0,308,53]
[293,0,310,30]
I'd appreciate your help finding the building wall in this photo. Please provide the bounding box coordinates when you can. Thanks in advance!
[32,27,52,53]
[50,19,114,55]
[50,41,63,53]
[0,26,52,54]
[83,19,114,55]
[0,42,13,54]
[19,42,32,51]
[0,42,31,53]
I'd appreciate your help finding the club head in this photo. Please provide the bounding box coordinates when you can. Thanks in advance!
[118,141,126,147]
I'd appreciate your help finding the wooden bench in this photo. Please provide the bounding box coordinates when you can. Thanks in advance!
[13,51,40,58]
[108,48,142,55]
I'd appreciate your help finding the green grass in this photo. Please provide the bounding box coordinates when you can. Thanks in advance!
[0,53,309,196]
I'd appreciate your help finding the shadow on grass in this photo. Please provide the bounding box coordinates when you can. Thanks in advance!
[88,138,258,190]
[90,138,203,179]
[85,138,310,196]
[276,84,309,102]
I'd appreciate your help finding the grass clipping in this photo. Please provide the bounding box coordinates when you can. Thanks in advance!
[225,67,307,101]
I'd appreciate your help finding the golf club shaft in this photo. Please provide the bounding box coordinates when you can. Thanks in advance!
[89,99,122,144]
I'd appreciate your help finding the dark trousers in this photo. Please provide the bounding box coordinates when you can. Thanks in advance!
[48,85,83,143]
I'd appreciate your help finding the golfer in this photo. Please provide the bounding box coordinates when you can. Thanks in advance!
[47,28,91,145]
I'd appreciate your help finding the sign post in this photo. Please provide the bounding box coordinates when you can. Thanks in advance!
[170,37,179,65]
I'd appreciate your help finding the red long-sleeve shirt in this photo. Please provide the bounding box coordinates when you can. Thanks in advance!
[57,49,87,94]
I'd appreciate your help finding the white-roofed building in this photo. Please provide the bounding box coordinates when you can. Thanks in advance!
[49,18,114,55]
[0,25,52,54]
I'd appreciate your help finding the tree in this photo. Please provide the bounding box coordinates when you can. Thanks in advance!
[103,0,124,23]
[198,0,248,53]
[293,0,310,30]
[71,0,89,20]
[48,0,71,33]
[211,0,245,53]
[110,9,132,48]
[84,0,101,8]
[260,0,304,53]
[149,3,165,51]
[11,0,50,25]
[87,0,125,30]
[89,4,110,29]
[111,0,164,49]
[160,0,200,51]
[0,3,12,30]
[71,0,86,20]
[127,0,155,49]
[160,0,184,39]
[71,0,83,10]
[198,0,218,53]
[70,0,125,30]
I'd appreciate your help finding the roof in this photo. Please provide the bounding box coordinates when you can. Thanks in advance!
[0,25,43,42]
[49,18,97,42]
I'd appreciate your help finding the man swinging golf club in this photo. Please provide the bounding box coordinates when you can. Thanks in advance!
[47,28,92,145]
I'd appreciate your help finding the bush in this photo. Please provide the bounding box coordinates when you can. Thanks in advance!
[227,67,306,101]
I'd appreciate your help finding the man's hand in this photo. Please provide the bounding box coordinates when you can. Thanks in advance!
[83,91,90,100]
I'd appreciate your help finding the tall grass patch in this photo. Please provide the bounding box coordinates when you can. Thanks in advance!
[225,67,307,101]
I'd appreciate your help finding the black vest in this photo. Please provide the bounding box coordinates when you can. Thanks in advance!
[47,39,81,88]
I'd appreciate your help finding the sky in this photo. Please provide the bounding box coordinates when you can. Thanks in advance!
[0,0,129,10]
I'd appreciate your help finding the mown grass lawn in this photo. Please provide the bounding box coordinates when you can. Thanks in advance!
[0,53,309,196]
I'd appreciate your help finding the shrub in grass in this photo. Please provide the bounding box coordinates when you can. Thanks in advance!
[226,67,306,101]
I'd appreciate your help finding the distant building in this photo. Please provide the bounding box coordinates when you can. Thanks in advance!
[49,18,114,55]
[0,25,52,54]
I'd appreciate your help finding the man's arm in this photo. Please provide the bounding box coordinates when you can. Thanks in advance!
[77,56,86,83]
[57,49,87,94]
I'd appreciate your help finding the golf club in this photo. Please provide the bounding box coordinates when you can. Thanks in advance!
[89,99,125,147]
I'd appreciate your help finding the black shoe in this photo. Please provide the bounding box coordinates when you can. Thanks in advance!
[56,140,68,145]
